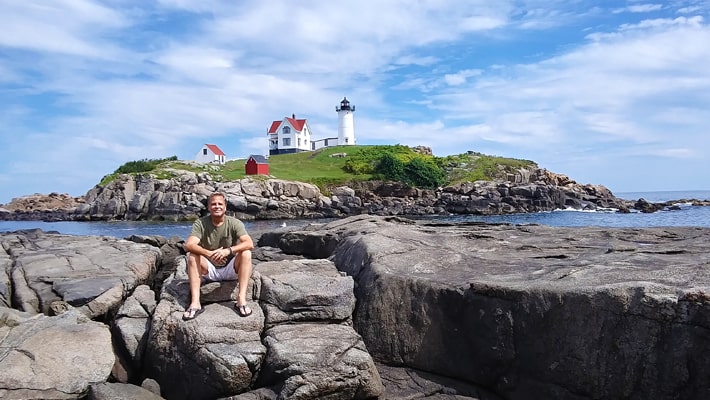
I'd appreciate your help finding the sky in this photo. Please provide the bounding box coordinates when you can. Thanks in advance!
[1,1,709,205]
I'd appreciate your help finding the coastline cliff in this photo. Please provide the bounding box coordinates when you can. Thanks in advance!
[1,166,706,222]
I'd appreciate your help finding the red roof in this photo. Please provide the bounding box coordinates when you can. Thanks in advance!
[267,117,307,134]
[205,144,225,156]
[287,117,306,131]
[267,121,281,134]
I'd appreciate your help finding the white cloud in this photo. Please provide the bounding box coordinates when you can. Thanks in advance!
[1,0,710,202]
[0,1,129,57]
[627,4,664,13]
[443,69,482,86]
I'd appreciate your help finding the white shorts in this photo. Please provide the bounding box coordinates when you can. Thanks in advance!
[188,252,238,282]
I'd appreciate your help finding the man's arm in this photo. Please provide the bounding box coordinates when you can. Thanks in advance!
[184,235,206,255]
[229,234,254,255]
[185,235,231,265]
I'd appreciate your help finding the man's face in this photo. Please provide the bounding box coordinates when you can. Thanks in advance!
[209,196,226,217]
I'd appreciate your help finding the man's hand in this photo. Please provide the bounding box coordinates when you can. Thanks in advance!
[207,247,230,264]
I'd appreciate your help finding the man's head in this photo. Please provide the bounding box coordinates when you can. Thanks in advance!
[207,192,227,216]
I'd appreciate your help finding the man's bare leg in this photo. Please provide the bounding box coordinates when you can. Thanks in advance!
[184,252,208,319]
[234,250,253,315]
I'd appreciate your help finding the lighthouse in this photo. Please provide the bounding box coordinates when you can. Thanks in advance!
[336,97,356,146]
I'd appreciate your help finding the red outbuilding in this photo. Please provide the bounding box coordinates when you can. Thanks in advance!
[245,154,269,175]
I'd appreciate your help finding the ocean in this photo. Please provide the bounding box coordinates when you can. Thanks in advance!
[1,190,709,239]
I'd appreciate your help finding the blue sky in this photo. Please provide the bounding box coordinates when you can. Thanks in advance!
[2,1,709,204]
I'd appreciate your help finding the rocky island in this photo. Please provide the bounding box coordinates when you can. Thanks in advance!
[1,166,706,223]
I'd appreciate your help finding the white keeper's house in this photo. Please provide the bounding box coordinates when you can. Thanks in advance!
[267,114,312,155]
[268,97,357,156]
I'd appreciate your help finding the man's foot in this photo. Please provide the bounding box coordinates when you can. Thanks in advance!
[235,303,252,317]
[182,307,204,321]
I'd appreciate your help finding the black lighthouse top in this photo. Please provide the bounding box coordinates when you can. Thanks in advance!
[336,97,355,112]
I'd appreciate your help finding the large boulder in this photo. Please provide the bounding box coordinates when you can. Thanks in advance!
[256,259,356,326]
[259,323,383,399]
[144,265,265,400]
[1,230,160,318]
[361,219,710,399]
[145,255,383,399]
[270,215,710,400]
[0,308,115,400]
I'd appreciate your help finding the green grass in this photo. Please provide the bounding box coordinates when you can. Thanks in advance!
[265,146,371,183]
[438,152,536,185]
[204,146,373,188]
[103,145,536,190]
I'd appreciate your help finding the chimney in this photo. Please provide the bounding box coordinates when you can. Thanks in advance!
[292,113,295,119]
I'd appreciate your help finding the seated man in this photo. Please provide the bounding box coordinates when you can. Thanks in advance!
[182,191,254,320]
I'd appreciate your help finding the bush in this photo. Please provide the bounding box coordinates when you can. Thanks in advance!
[343,160,373,175]
[402,158,447,189]
[115,156,178,174]
[374,153,405,181]
[344,144,417,175]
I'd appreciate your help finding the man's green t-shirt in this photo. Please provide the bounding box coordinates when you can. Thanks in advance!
[190,215,248,267]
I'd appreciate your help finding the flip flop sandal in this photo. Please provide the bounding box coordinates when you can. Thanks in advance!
[182,307,204,321]
[235,303,252,317]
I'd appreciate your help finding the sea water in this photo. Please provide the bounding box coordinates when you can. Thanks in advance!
[1,190,709,238]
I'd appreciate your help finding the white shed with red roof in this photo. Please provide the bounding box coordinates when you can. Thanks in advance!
[195,144,226,164]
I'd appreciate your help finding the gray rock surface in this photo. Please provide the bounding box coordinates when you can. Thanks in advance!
[256,259,355,326]
[0,308,114,400]
[259,323,383,399]
[88,381,165,400]
[3,217,710,399]
[113,285,157,381]
[0,247,9,307]
[145,272,266,400]
[376,362,502,400]
[145,255,383,400]
[0,230,160,317]
[5,169,691,222]
[75,175,337,222]
[269,215,710,400]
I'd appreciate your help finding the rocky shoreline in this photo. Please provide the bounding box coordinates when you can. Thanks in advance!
[1,168,707,222]
[2,216,710,399]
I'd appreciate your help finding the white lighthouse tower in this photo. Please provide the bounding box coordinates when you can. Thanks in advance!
[336,97,356,146]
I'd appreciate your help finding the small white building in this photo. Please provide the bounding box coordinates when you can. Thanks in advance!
[195,144,226,164]
[268,114,312,155]
[311,137,339,151]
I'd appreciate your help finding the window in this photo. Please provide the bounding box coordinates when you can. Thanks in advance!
[203,149,208,155]
[298,138,301,146]
[283,126,291,134]
[283,138,291,146]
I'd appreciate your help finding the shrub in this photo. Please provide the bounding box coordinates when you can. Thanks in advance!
[343,160,373,175]
[402,158,447,189]
[374,153,405,181]
[114,156,178,174]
